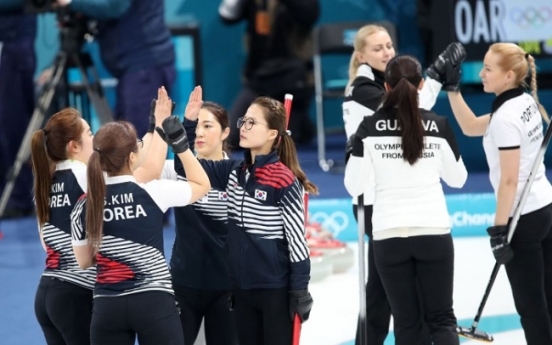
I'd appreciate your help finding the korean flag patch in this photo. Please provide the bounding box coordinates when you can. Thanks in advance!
[254,189,267,201]
[218,191,228,201]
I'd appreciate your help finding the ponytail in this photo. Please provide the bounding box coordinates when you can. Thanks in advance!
[345,54,361,93]
[527,55,550,123]
[85,151,105,254]
[382,78,424,165]
[31,130,53,227]
[276,135,318,194]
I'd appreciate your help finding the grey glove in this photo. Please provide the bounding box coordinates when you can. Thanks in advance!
[148,99,176,134]
[426,42,467,84]
[155,116,189,153]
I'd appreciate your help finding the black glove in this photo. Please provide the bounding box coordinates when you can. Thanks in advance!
[289,290,313,323]
[345,135,354,164]
[442,62,462,92]
[426,42,467,84]
[148,100,177,134]
[156,116,189,153]
[487,225,514,265]
[147,99,156,134]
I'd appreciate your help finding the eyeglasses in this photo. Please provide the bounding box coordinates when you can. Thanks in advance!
[237,117,269,130]
[137,138,144,149]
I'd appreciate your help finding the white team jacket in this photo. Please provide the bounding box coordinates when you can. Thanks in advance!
[344,107,467,234]
[483,88,552,215]
[342,64,443,205]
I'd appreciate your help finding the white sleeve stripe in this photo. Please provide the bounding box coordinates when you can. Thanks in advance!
[71,198,86,242]
[72,239,89,246]
[281,185,309,262]
[419,77,442,110]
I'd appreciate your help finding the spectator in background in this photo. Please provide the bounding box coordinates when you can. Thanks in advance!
[55,0,176,138]
[0,0,36,219]
[219,0,320,147]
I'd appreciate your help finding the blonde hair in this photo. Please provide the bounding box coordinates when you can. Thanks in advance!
[345,24,390,91]
[489,43,549,123]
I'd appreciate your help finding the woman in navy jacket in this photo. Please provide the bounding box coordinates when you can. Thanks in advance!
[190,96,317,345]
[168,87,238,345]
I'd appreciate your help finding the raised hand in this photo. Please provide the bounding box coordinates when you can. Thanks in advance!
[184,86,203,121]
[156,116,189,153]
[426,42,467,84]
[154,87,173,127]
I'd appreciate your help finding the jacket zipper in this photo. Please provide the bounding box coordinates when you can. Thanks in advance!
[239,171,248,287]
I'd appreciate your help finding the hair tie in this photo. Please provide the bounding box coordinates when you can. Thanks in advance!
[281,130,292,137]
[94,148,101,154]
[525,53,530,60]
[42,128,48,135]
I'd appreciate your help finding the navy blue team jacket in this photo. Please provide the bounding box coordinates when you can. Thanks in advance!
[171,120,233,291]
[170,172,234,291]
[175,125,310,290]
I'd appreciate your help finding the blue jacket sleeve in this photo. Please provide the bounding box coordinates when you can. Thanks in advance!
[183,118,197,152]
[198,159,239,191]
[174,118,238,191]
[69,0,131,20]
[173,152,239,192]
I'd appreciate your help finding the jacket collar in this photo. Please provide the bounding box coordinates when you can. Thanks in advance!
[491,87,524,116]
[243,150,279,172]
[357,63,385,88]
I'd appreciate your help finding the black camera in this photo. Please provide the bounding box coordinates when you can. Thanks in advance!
[24,0,55,14]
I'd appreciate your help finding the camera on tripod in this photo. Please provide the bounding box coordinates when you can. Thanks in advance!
[24,0,97,54]
[0,0,112,220]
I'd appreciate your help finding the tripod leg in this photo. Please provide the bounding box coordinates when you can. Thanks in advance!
[72,53,112,125]
[0,54,68,218]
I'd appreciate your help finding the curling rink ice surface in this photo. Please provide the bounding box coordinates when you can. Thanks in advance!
[0,216,526,345]
[302,238,525,345]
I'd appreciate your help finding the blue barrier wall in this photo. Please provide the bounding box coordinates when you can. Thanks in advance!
[309,193,497,242]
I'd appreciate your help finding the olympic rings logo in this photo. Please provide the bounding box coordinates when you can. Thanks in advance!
[509,6,552,29]
[309,211,350,237]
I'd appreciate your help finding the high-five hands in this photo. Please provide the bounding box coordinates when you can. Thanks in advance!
[184,86,203,122]
[154,87,173,128]
[148,87,175,134]
[426,42,467,92]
